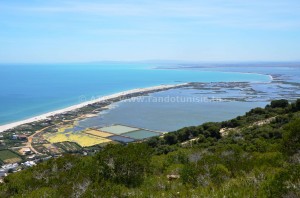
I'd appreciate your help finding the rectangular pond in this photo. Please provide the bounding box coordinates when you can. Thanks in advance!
[122,130,162,140]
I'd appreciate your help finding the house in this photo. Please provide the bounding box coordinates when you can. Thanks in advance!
[12,135,18,140]
[1,163,18,172]
[23,148,31,155]
[27,155,35,160]
[0,169,7,177]
[22,161,36,167]
[11,135,27,141]
[18,135,28,141]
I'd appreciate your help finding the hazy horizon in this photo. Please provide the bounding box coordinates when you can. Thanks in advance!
[1,60,300,65]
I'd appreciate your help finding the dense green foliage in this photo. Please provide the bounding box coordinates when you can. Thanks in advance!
[0,99,300,197]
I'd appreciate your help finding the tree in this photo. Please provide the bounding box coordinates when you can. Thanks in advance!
[177,128,191,142]
[164,133,178,145]
[206,125,221,139]
[270,99,289,108]
[296,99,300,111]
[291,99,300,112]
[248,107,266,115]
[147,136,160,147]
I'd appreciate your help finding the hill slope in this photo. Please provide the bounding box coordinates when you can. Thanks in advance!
[1,99,300,197]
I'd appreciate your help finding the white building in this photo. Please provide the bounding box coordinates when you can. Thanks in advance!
[0,169,7,177]
[1,163,18,172]
[22,161,36,167]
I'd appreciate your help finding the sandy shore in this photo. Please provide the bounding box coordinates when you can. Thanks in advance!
[0,84,188,133]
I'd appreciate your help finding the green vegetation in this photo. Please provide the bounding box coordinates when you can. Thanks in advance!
[0,150,22,164]
[54,142,82,153]
[0,99,300,197]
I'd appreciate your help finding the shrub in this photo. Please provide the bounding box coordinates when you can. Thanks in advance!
[210,164,230,185]
[283,118,300,155]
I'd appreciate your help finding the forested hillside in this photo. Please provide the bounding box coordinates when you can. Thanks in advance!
[1,99,300,197]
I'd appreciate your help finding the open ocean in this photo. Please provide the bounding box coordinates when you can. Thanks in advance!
[0,63,287,129]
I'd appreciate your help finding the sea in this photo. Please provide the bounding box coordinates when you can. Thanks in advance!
[1,62,299,131]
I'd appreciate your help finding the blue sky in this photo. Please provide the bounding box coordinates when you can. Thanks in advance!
[0,0,300,63]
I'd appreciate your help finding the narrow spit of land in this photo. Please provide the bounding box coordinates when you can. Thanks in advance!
[0,83,189,133]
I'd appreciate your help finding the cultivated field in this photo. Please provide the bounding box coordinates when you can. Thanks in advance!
[33,144,48,154]
[54,141,82,152]
[44,132,113,147]
[43,144,64,154]
[83,129,113,137]
[0,150,22,164]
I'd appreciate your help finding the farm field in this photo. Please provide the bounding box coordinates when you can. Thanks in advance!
[54,141,82,152]
[57,125,73,133]
[42,124,162,148]
[43,144,64,154]
[0,150,22,164]
[33,144,48,154]
[44,132,113,147]
[83,129,113,137]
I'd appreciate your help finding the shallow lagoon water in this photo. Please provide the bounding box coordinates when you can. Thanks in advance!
[77,65,300,132]
[0,63,270,125]
[78,88,268,132]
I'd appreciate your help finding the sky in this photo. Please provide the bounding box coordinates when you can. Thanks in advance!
[0,0,300,63]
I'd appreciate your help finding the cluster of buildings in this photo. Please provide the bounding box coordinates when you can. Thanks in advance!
[11,134,28,141]
[0,163,19,177]
[0,161,37,182]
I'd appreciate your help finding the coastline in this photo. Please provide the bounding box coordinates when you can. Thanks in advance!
[0,83,188,133]
[154,68,274,82]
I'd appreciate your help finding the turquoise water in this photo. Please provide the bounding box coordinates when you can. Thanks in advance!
[74,65,300,132]
[0,63,270,125]
[122,130,162,140]
[78,89,269,131]
[108,135,135,143]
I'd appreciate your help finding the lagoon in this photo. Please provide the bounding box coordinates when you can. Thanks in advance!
[0,63,271,126]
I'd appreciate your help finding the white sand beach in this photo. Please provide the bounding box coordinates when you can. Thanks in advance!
[0,84,187,133]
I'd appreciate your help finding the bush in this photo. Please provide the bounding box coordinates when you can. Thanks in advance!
[180,163,199,186]
[264,165,300,198]
[283,118,300,155]
[94,143,151,187]
[247,107,266,115]
[210,164,230,185]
